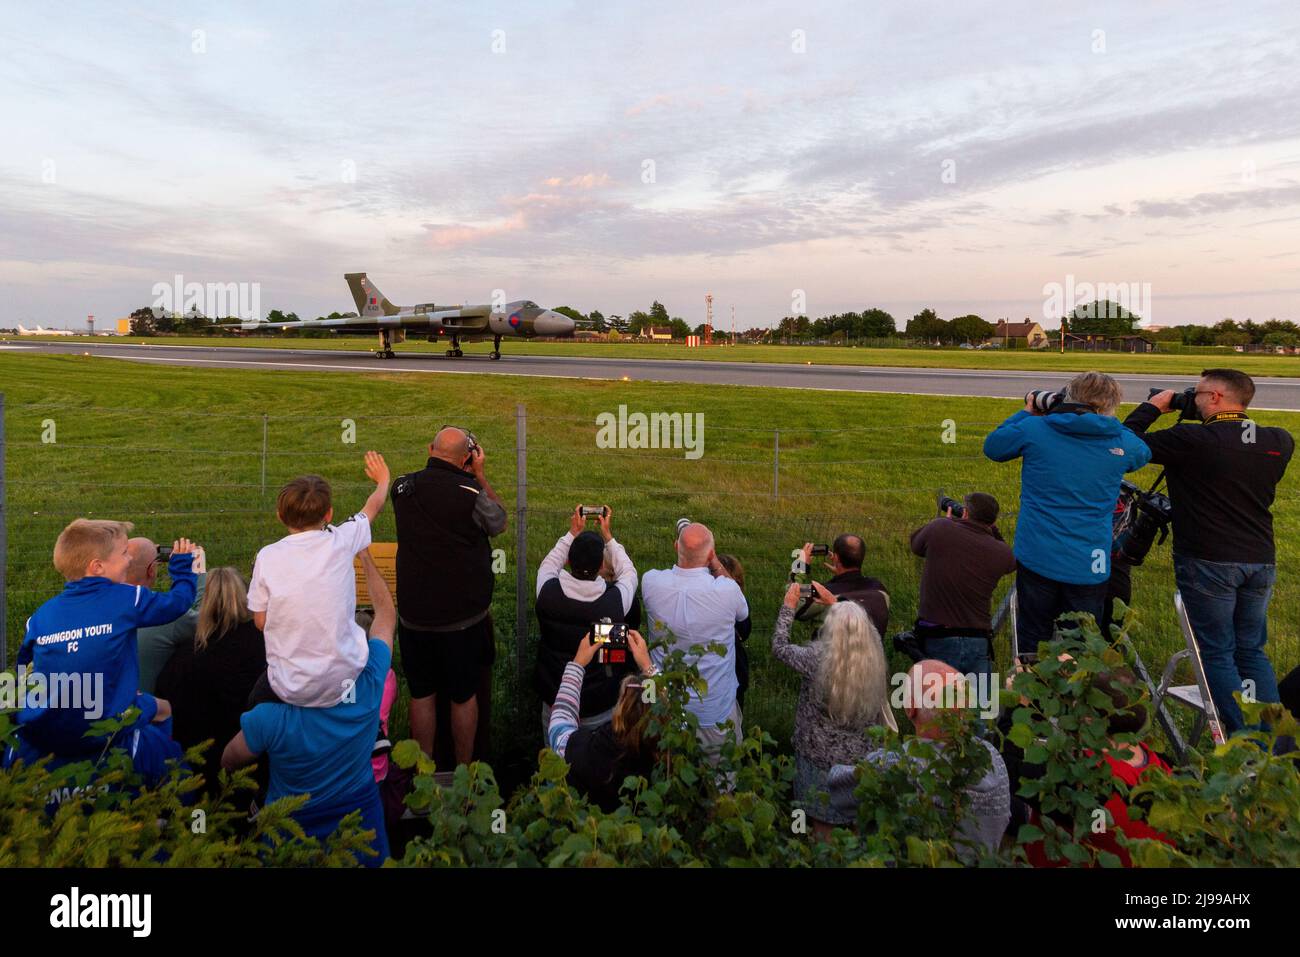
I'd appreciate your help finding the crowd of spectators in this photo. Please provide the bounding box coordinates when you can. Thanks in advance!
[4,370,1295,865]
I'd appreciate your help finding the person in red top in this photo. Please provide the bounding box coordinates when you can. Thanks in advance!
[1024,668,1175,867]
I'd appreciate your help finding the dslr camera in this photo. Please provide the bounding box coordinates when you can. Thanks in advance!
[1147,386,1200,421]
[1025,389,1066,414]
[936,490,965,518]
[590,617,630,665]
[675,517,692,538]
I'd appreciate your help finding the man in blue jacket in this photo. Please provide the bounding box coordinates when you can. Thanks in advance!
[5,519,198,791]
[983,372,1151,658]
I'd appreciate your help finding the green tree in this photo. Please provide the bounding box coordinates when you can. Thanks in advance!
[950,314,993,343]
[588,309,608,333]
[1069,300,1140,336]
[128,306,157,336]
[649,301,670,327]
[626,310,652,335]
[669,317,691,339]
[906,308,947,342]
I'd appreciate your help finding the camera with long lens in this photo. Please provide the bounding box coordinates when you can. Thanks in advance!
[590,617,630,665]
[936,490,965,518]
[1147,386,1200,421]
[1025,389,1066,413]
[1112,479,1173,566]
[675,517,691,538]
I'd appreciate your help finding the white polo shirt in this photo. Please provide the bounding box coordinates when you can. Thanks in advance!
[642,565,748,726]
[247,512,371,707]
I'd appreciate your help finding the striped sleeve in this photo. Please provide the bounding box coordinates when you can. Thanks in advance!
[547,661,586,758]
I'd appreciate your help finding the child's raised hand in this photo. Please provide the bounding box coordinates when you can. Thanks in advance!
[364,450,389,486]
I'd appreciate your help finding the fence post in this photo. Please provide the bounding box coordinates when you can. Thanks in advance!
[772,429,780,500]
[260,413,268,497]
[515,404,528,681]
[0,392,6,672]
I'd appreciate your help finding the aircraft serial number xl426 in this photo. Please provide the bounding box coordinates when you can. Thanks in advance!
[237,273,575,359]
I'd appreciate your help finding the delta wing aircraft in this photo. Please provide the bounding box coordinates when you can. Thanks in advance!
[236,273,575,359]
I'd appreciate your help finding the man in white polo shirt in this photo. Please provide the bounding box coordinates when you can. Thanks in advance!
[642,522,748,762]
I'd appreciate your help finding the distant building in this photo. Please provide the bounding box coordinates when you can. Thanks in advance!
[1062,332,1156,353]
[644,326,673,341]
[992,320,1048,348]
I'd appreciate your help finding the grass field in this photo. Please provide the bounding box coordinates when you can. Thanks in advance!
[3,351,1299,787]
[9,333,1300,378]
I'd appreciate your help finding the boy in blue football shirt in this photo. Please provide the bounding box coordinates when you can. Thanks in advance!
[4,518,199,790]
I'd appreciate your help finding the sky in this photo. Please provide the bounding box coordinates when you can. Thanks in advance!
[3,0,1299,330]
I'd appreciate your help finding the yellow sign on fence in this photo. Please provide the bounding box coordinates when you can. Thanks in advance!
[354,543,398,607]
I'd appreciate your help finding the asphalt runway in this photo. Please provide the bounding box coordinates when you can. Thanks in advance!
[9,339,1300,410]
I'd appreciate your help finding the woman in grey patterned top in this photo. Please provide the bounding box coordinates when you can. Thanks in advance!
[771,582,897,826]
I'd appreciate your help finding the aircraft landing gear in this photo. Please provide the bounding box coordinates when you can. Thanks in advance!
[446,335,463,358]
[376,330,396,359]
[490,334,502,360]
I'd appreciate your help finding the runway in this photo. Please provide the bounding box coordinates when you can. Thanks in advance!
[10,339,1300,410]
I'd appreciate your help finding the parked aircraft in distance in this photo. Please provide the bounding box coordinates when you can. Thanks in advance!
[17,324,76,336]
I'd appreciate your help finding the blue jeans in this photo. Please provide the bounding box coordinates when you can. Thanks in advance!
[1173,555,1280,735]
[922,636,993,687]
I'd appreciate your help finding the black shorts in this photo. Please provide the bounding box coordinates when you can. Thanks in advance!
[398,615,495,703]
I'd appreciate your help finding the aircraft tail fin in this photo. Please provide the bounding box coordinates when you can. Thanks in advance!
[17,323,29,334]
[345,272,401,318]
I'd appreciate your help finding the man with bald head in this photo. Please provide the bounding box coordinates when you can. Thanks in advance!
[827,659,1010,855]
[642,521,749,761]
[392,427,507,764]
[128,537,206,694]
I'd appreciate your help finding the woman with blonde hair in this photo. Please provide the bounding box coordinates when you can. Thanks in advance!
[772,582,897,827]
[157,566,266,793]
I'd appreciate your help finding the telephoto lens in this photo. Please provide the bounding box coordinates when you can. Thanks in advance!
[675,517,691,537]
[937,494,965,518]
[1026,389,1064,413]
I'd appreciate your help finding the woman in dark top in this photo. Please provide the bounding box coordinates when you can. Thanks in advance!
[157,566,266,794]
[716,555,752,709]
[547,629,659,812]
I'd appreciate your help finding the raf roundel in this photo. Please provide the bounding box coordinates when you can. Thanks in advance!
[508,311,522,329]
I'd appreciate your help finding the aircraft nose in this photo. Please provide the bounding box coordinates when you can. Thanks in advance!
[533,310,575,336]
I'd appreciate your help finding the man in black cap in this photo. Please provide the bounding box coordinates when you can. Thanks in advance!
[534,505,638,732]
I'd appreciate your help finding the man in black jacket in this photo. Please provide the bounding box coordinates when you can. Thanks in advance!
[1127,369,1293,734]
[795,534,889,637]
[392,427,507,764]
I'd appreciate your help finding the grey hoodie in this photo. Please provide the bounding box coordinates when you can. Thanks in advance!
[828,737,1010,858]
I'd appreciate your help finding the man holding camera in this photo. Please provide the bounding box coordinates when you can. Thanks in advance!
[794,534,890,637]
[534,505,638,732]
[1126,369,1293,734]
[984,371,1151,659]
[392,427,507,765]
[643,522,748,761]
[908,492,1016,683]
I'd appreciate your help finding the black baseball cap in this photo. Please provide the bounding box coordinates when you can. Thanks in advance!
[568,531,605,580]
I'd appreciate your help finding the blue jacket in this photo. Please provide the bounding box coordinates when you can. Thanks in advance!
[983,410,1151,585]
[15,553,197,759]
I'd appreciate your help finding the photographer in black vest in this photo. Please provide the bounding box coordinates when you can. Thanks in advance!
[392,427,507,765]
[535,505,638,732]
